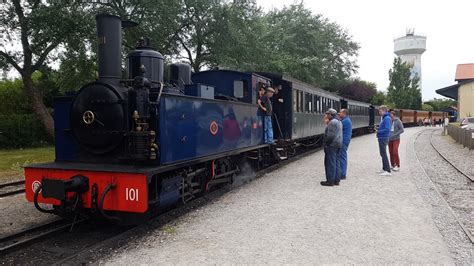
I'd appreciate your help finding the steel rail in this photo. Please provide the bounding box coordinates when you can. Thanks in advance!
[0,180,25,197]
[0,180,24,189]
[0,219,86,255]
[414,129,474,244]
[429,129,473,182]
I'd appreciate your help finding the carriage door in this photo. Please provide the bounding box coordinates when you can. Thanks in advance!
[270,84,285,139]
[340,99,348,109]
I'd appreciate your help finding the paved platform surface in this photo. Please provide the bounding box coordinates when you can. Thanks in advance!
[105,127,455,264]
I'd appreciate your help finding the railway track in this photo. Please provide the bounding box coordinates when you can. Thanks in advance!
[414,128,474,244]
[428,130,474,182]
[0,180,25,197]
[0,219,84,255]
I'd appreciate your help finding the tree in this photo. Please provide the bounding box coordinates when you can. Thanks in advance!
[370,91,387,106]
[0,1,92,139]
[387,57,421,109]
[335,79,376,102]
[421,103,434,111]
[257,4,359,89]
[424,98,457,111]
[208,1,265,71]
[93,0,182,57]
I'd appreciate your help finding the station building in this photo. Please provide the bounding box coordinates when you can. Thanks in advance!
[436,63,474,120]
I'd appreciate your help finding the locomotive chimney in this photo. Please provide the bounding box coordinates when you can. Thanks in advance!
[96,14,123,85]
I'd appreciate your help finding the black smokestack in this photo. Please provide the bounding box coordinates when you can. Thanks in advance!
[96,14,122,85]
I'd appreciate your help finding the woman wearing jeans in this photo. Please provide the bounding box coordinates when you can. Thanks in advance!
[388,111,404,171]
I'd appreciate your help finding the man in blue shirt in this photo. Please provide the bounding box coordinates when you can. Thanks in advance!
[376,105,392,176]
[338,109,352,180]
[260,87,275,144]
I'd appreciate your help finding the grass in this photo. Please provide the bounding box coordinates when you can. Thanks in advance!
[162,224,177,235]
[0,146,55,182]
[450,122,461,127]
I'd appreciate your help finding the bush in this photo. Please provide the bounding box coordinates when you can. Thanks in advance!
[0,114,50,148]
[0,79,32,115]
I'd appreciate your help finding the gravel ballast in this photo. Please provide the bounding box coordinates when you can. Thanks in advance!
[0,193,59,238]
[411,128,473,263]
[103,127,456,264]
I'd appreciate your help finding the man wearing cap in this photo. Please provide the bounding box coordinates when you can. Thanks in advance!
[321,108,343,186]
[260,87,275,144]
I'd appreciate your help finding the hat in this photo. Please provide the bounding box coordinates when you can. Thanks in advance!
[325,108,337,115]
[266,87,275,93]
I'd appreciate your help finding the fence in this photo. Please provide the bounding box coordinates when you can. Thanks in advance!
[447,125,474,150]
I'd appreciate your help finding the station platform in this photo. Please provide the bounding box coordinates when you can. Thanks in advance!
[105,127,459,264]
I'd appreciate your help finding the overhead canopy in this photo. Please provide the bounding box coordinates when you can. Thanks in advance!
[436,83,460,100]
[435,80,474,100]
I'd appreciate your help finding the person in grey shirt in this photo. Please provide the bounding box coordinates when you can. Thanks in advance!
[321,108,343,186]
[388,110,404,171]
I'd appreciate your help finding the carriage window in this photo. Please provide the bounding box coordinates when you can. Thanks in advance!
[296,91,300,112]
[293,90,297,112]
[318,96,321,113]
[233,80,244,98]
[315,96,319,113]
[299,91,304,113]
[305,93,311,113]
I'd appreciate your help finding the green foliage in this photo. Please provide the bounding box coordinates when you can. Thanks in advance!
[174,0,223,72]
[209,1,266,71]
[56,49,97,92]
[421,103,434,111]
[0,78,30,114]
[92,0,182,57]
[0,1,94,73]
[424,98,457,111]
[0,0,95,139]
[387,57,421,109]
[370,91,387,106]
[335,79,376,102]
[0,71,57,114]
[0,72,55,148]
[0,114,50,148]
[257,4,359,89]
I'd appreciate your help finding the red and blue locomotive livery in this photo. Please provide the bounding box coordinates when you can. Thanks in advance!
[25,14,273,223]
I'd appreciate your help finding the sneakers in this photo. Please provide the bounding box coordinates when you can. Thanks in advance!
[376,169,385,174]
[380,171,392,176]
[392,166,399,171]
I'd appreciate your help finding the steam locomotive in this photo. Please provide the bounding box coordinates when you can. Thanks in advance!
[25,14,446,224]
[26,14,279,223]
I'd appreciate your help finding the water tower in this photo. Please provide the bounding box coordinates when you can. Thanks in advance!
[394,29,426,88]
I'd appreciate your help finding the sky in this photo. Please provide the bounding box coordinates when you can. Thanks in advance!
[257,0,474,100]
